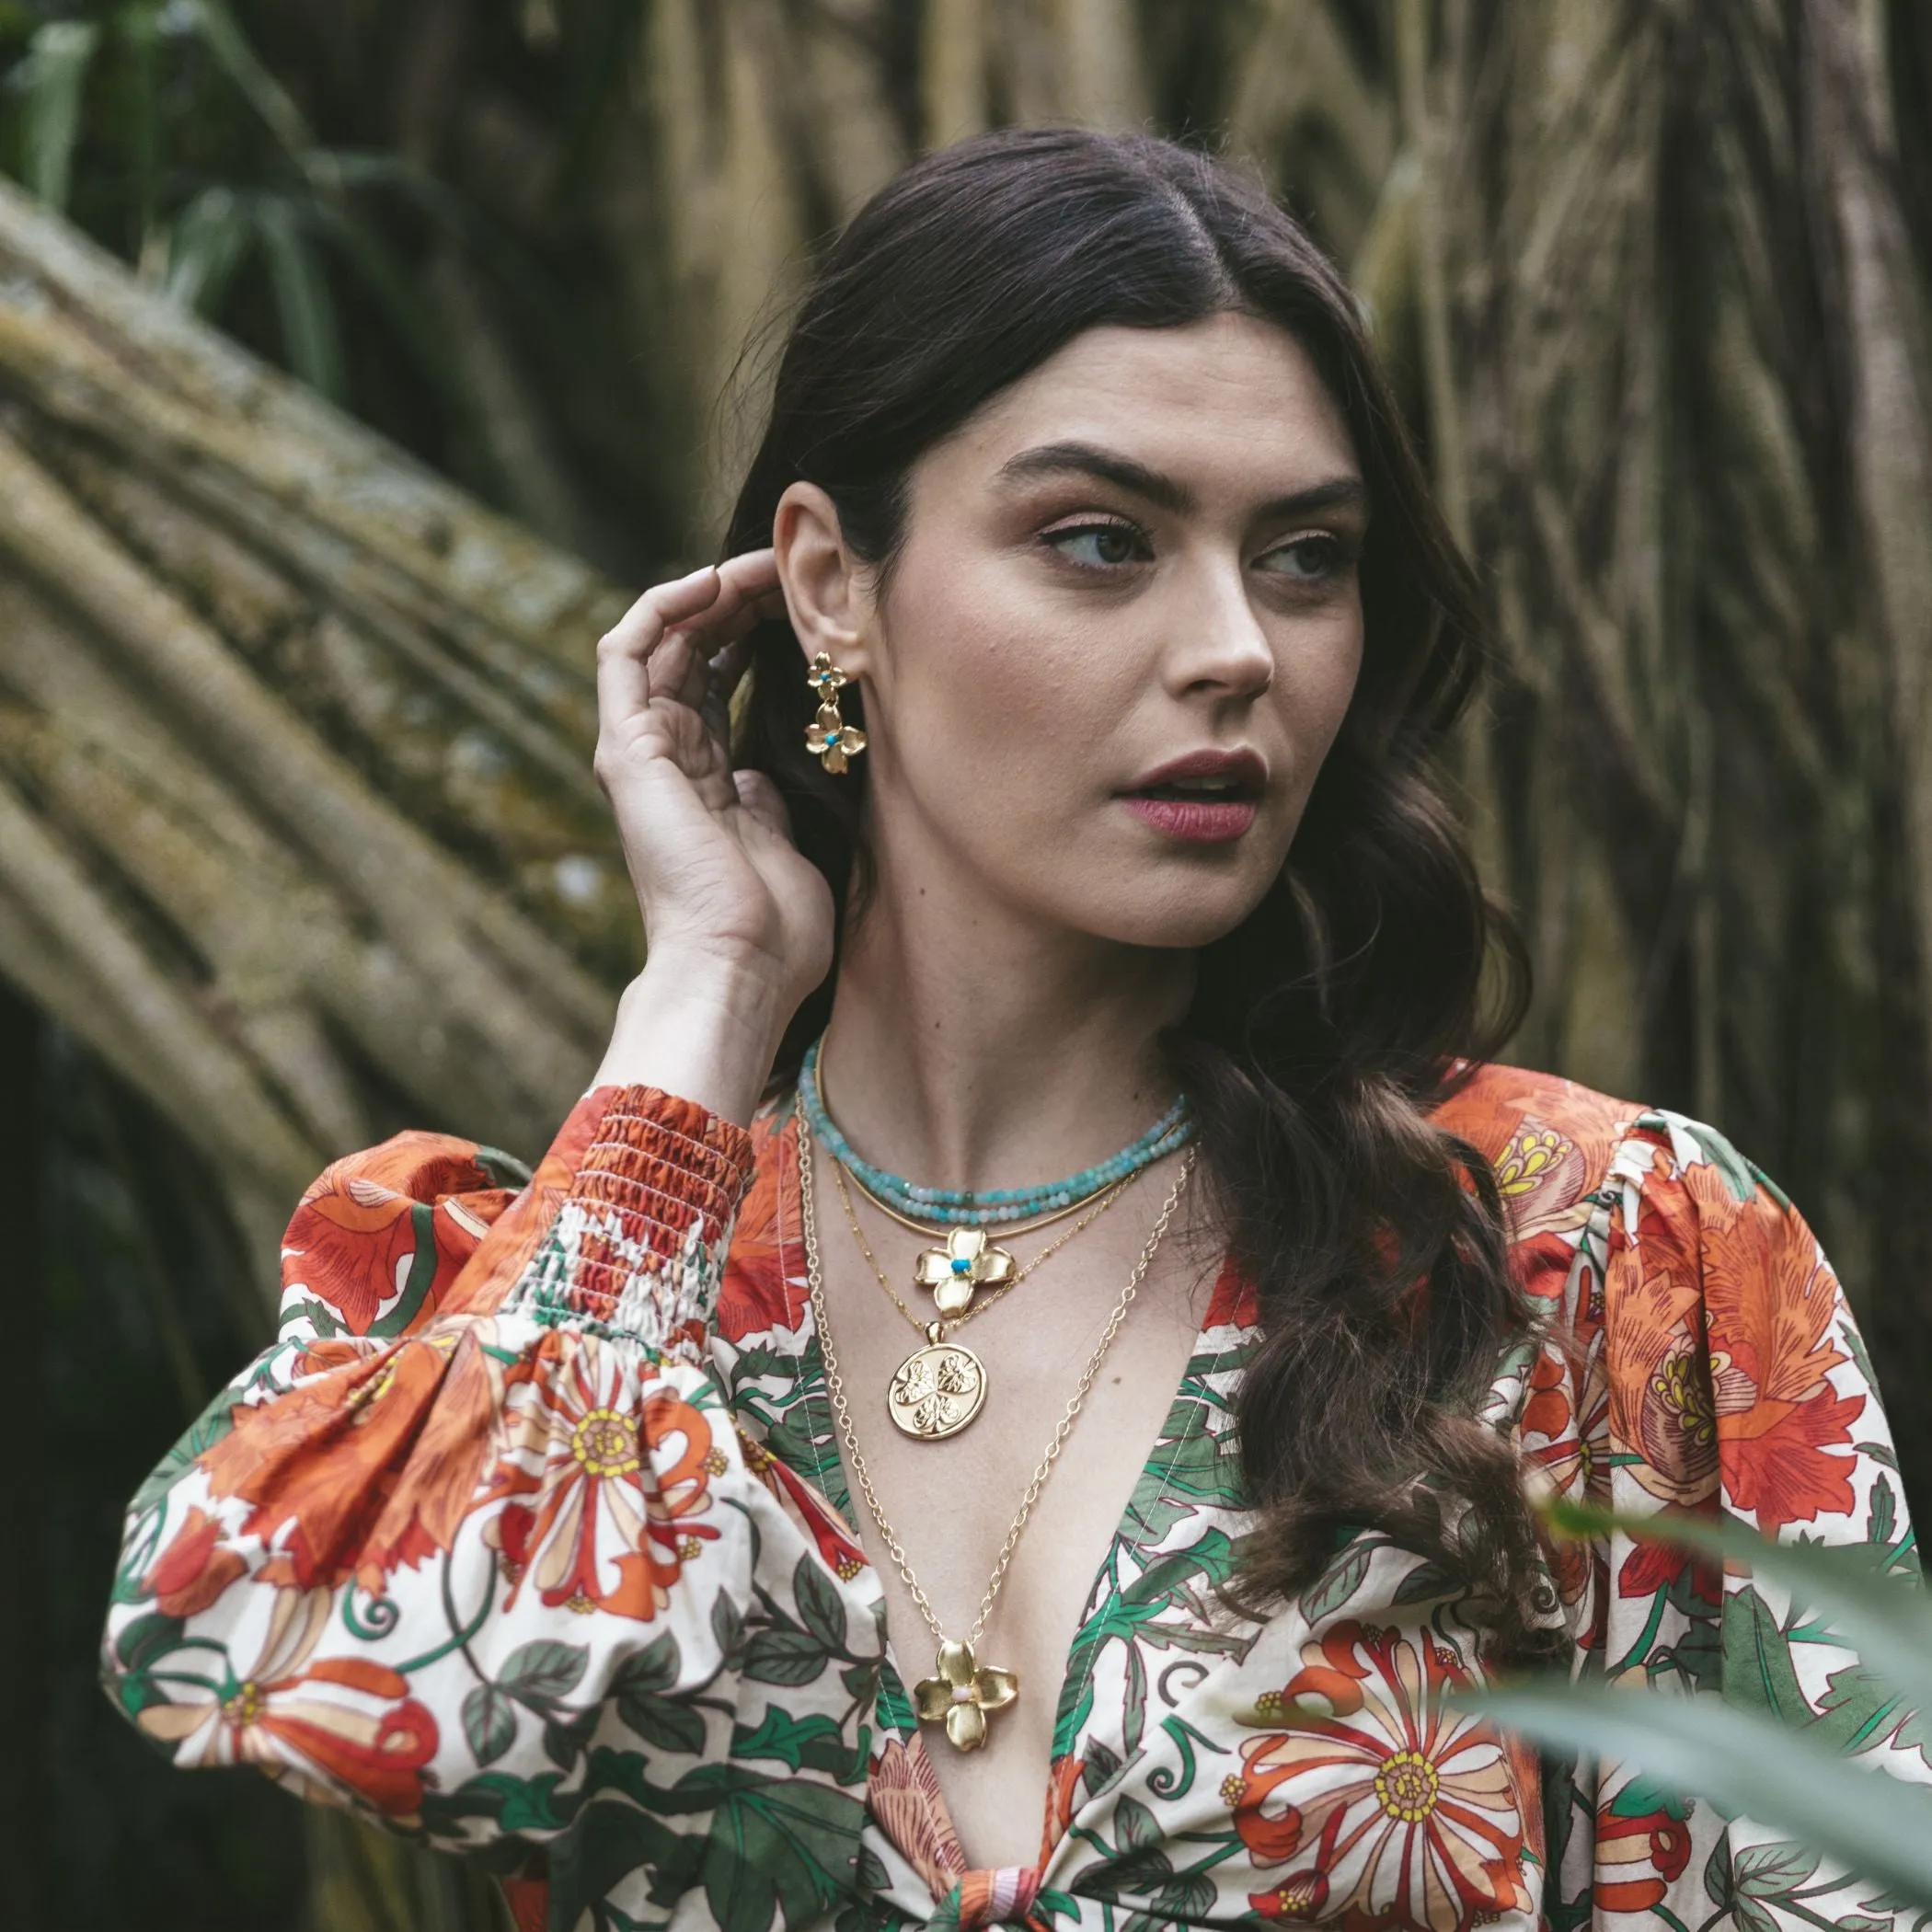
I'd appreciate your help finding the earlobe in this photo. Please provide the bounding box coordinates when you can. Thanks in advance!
[773,481,873,677]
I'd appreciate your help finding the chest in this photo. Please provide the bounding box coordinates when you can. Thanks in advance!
[814,1201,1219,1869]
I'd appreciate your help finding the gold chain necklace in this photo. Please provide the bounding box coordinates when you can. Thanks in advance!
[833,1160,1133,1439]
[839,1159,1120,1343]
[797,1108,1194,1752]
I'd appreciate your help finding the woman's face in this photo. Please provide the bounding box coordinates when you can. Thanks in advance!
[794,312,1367,950]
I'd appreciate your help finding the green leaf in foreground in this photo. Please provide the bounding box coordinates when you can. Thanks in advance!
[1468,1686,1932,1910]
[1545,1499,1932,1719]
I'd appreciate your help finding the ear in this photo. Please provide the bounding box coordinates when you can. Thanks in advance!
[772,481,876,676]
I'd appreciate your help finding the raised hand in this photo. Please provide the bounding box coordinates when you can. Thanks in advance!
[590,552,834,1119]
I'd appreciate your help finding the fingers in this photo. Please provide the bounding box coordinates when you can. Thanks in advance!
[666,552,783,709]
[732,768,796,844]
[596,564,719,740]
[595,550,785,740]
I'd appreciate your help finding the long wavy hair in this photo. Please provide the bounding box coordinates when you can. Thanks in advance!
[727,128,1552,1657]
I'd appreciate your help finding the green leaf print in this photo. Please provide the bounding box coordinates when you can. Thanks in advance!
[1705,1836,1736,1910]
[366,1202,440,1336]
[463,1683,516,1766]
[744,1625,831,1686]
[731,1705,855,1777]
[795,1554,848,1653]
[1116,1794,1161,1852]
[1609,1773,1691,1820]
[545,1797,692,1929]
[697,1774,868,1932]
[1722,1585,1811,1723]
[1812,1661,1915,1756]
[711,1588,745,1663]
[1870,1473,1898,1550]
[1151,1874,1217,1918]
[614,1629,683,1696]
[1733,1840,1823,1897]
[1297,1543,1372,1623]
[621,1690,707,1756]
[542,1703,601,1769]
[499,1637,591,1707]
[1084,1735,1122,1795]
[1123,1460,1197,1544]
[114,1608,185,1674]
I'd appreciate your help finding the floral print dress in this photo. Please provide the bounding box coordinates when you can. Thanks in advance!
[102,1064,1926,1931]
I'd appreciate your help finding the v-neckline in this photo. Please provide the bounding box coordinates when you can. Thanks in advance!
[763,1110,1227,1896]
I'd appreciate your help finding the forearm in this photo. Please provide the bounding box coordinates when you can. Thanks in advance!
[591,948,796,1125]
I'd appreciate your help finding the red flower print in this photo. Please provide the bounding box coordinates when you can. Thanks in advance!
[1523,1334,1609,1504]
[1701,1208,1864,1533]
[1231,1621,1529,1932]
[1594,1799,1693,1912]
[1605,1263,1719,1508]
[282,1136,501,1336]
[1248,1869,1329,1919]
[148,1507,247,1618]
[200,1320,502,1594]
[137,1587,439,1821]
[482,1339,719,1620]
[1616,1517,1720,1606]
[713,1121,809,1344]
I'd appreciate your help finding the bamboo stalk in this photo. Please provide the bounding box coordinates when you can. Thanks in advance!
[0,424,609,1102]
[0,178,616,657]
[0,772,326,1202]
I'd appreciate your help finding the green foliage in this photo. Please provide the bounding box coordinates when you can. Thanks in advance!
[1469,1509,1932,1909]
[0,3,493,409]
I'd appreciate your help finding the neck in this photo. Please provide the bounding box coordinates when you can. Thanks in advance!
[817,843,1192,1195]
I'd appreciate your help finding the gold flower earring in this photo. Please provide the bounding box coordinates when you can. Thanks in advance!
[805,652,867,775]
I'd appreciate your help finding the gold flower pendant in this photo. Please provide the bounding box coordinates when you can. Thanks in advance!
[914,1225,1015,1317]
[913,1639,1019,1752]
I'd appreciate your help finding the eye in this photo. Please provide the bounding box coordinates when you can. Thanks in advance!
[1041,519,1152,568]
[1258,534,1351,581]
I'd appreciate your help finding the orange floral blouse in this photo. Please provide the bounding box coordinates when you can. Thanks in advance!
[101,1064,1925,1931]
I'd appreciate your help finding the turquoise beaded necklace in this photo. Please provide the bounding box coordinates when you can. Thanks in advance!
[796,1036,1192,1227]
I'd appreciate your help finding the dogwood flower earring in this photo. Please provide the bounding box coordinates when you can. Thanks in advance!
[805,652,866,774]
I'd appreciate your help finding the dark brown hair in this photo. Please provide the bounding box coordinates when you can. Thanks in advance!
[728,127,1552,1657]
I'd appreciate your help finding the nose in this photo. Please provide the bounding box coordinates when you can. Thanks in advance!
[1159,557,1274,701]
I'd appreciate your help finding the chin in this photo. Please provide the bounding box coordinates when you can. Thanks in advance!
[1056,862,1281,952]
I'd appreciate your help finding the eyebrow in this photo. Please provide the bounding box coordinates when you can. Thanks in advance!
[995,439,1369,523]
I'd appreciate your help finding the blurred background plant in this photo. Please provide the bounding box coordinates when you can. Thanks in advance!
[2,1,1930,1926]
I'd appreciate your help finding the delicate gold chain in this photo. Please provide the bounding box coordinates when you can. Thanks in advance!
[832,1158,1132,1334]
[840,1159,1119,1239]
[797,1105,1194,1650]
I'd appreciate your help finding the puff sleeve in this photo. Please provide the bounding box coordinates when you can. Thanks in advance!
[1536,1110,1927,1928]
[100,1086,884,1923]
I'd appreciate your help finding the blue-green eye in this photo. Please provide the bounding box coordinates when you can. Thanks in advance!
[1045,522,1148,567]
[1259,535,1347,581]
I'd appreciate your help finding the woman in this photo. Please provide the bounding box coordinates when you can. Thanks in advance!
[103,129,1919,1931]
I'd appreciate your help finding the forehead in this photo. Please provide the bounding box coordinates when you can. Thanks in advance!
[932,313,1361,498]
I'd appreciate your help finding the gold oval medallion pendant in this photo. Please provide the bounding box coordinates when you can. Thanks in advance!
[887,1328,986,1440]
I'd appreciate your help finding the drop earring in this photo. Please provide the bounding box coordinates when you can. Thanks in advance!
[805,652,867,775]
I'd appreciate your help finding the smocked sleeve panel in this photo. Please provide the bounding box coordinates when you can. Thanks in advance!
[101,1087,884,1925]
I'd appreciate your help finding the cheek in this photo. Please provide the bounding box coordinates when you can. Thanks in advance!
[1275,610,1364,780]
[878,549,1133,780]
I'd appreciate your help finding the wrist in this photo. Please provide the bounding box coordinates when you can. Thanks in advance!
[592,949,796,1125]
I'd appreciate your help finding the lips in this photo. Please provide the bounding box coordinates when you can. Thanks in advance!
[1119,748,1266,844]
